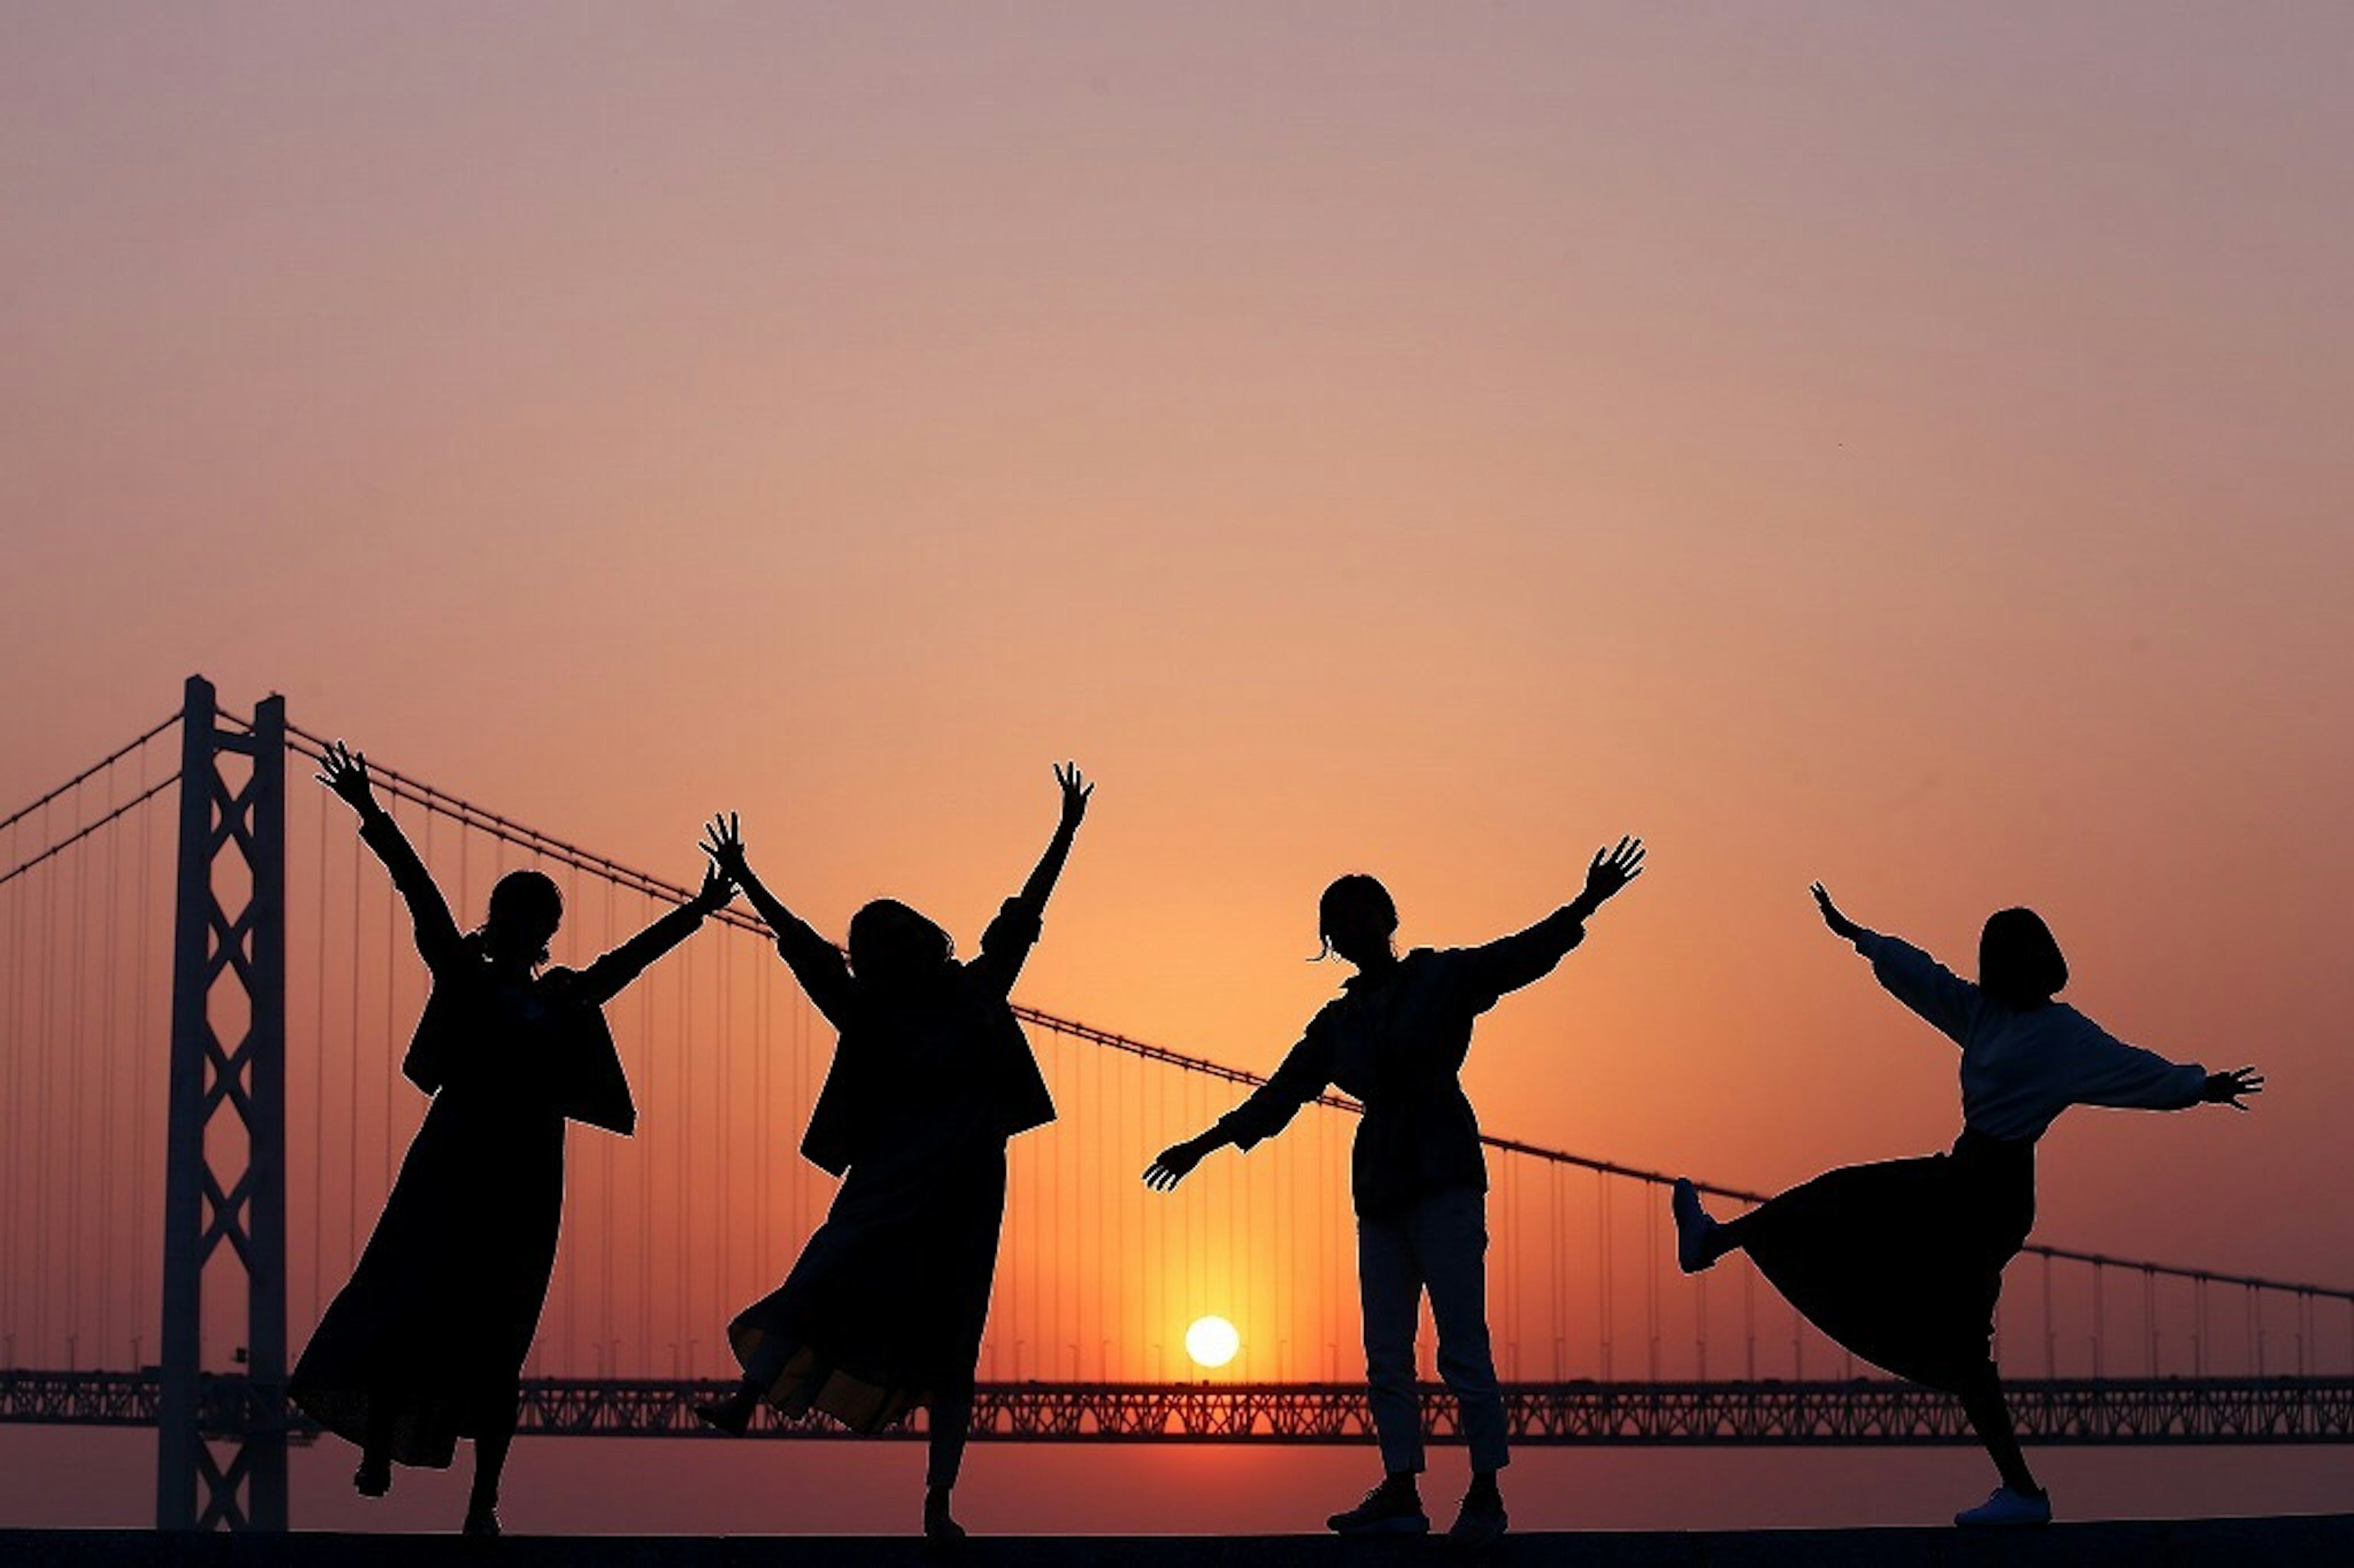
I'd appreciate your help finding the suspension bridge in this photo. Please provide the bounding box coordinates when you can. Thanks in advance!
[3,677,2350,1532]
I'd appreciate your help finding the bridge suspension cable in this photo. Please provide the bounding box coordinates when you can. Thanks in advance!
[268,708,2354,1307]
[0,712,178,837]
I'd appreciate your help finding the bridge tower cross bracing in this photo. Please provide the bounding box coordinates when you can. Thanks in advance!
[155,677,289,1531]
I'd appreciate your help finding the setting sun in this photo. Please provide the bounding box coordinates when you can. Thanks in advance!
[1184,1316,1240,1370]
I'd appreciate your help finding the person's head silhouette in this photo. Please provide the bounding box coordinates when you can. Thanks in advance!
[1317,874,1399,967]
[1979,907,2067,1009]
[478,869,563,970]
[848,897,956,989]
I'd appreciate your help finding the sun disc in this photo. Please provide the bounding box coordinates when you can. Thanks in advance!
[1185,1314,1240,1368]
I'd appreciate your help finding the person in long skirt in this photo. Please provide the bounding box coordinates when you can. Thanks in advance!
[692,764,1092,1542]
[1670,884,2264,1527]
[288,742,735,1536]
[1145,837,1647,1548]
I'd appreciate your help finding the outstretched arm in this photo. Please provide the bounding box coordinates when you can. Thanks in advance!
[573,859,736,1007]
[2063,1014,2260,1116]
[1144,1023,1335,1192]
[970,763,1093,997]
[319,741,463,972]
[1454,836,1647,1005]
[701,813,855,1025]
[1813,882,1979,1047]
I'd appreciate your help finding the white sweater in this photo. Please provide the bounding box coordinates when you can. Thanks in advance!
[1854,931,2206,1143]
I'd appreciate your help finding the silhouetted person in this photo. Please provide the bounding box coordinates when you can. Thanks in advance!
[1145,838,1646,1547]
[1672,885,2264,1528]
[692,764,1092,1543]
[288,742,734,1537]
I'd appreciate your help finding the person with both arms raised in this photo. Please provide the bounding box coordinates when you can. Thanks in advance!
[289,742,733,1537]
[693,765,1092,1543]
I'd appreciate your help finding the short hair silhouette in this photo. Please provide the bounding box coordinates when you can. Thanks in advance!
[1979,907,2067,1008]
[1316,874,1398,961]
[847,897,956,985]
[478,869,563,967]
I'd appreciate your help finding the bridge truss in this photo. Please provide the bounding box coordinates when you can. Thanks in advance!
[8,1370,2352,1447]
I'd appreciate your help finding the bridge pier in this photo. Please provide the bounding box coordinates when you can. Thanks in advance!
[156,679,289,1531]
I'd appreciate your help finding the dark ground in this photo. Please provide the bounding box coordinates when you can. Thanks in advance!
[7,1518,2354,1567]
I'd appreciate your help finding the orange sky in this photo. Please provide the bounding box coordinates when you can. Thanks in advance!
[4,2,2352,1533]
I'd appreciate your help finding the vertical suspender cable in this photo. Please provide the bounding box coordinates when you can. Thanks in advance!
[1498,1157,1512,1379]
[2,811,18,1352]
[4,816,25,1356]
[382,798,397,1197]
[1095,1027,1107,1379]
[311,784,327,1329]
[1643,1184,1659,1381]
[2043,1253,2056,1377]
[562,861,581,1374]
[347,824,362,1286]
[720,921,733,1353]
[37,805,57,1355]
[1059,1029,1072,1379]
[67,816,86,1364]
[2092,1260,2106,1379]
[1694,1249,1709,1383]
[603,874,617,1376]
[135,747,156,1368]
[1594,1169,1611,1380]
[637,891,653,1374]
[1742,1258,1756,1381]
[101,758,123,1365]
[677,930,692,1373]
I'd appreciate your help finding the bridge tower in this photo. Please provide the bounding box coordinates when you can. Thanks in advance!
[155,676,289,1530]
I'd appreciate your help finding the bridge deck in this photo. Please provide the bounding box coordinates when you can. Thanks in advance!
[9,1519,2354,1567]
[11,1372,2353,1445]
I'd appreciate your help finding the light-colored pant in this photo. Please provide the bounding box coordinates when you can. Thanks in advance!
[1357,1184,1509,1474]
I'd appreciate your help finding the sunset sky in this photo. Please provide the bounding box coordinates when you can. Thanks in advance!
[4,1,2351,1534]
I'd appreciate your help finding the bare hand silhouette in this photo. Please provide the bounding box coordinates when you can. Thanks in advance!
[694,859,737,915]
[1580,837,1646,905]
[2202,1067,2264,1111]
[1810,882,1863,942]
[700,812,750,882]
[1143,1140,1204,1192]
[1055,762,1094,827]
[316,741,379,816]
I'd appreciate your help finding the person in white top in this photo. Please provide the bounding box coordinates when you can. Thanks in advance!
[1670,885,2263,1529]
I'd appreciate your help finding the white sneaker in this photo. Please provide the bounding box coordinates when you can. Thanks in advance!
[1954,1485,2052,1526]
[1672,1178,1718,1274]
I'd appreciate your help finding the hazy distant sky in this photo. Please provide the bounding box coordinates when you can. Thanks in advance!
[4,2,2350,1532]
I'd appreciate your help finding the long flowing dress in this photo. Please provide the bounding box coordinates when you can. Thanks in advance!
[1735,929,2207,1395]
[724,902,1054,1461]
[289,812,709,1467]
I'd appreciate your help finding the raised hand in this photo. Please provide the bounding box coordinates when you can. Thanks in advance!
[1811,882,1863,942]
[694,857,737,915]
[1579,836,1646,907]
[1143,1139,1205,1192]
[699,812,751,883]
[2202,1066,2264,1111]
[1055,761,1094,828]
[315,740,379,817]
